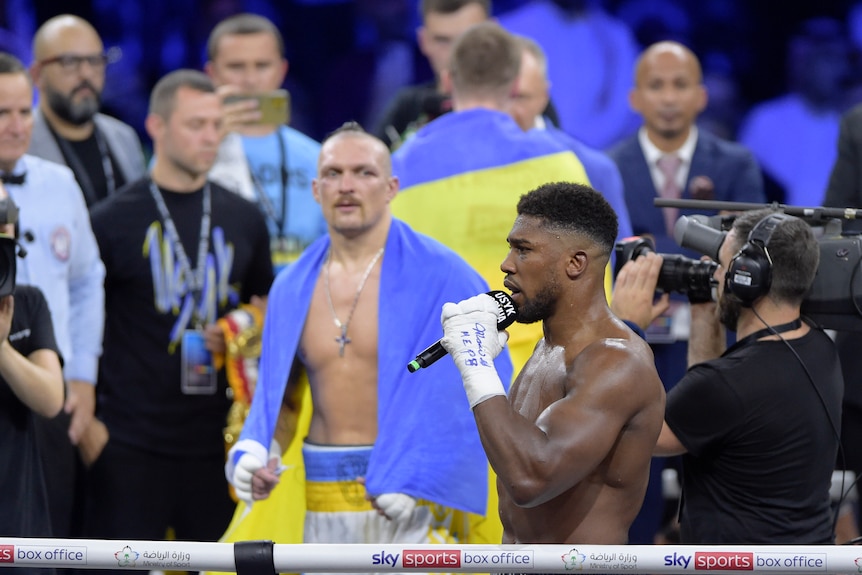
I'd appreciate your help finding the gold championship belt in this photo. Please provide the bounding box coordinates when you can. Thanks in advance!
[216,304,264,454]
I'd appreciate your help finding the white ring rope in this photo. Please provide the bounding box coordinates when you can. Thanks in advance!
[0,539,861,573]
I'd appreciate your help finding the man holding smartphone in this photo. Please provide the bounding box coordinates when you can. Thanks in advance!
[205,13,325,275]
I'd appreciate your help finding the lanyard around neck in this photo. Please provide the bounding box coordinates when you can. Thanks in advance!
[52,123,116,204]
[725,318,803,355]
[148,179,212,296]
[94,127,116,197]
[249,128,289,238]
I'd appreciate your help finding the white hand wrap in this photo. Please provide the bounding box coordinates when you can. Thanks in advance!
[269,439,288,475]
[375,493,416,523]
[269,439,282,462]
[232,452,264,505]
[441,294,508,408]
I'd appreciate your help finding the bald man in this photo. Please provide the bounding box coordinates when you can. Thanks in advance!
[29,14,146,207]
[607,40,765,544]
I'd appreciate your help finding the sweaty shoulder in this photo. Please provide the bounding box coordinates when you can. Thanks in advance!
[573,327,662,396]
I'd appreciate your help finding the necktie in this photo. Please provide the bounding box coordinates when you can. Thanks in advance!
[656,154,682,236]
[0,172,26,185]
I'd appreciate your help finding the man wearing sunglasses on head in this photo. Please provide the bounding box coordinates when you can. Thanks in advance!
[28,14,146,209]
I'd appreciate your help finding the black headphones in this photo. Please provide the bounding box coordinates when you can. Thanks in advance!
[725,213,794,305]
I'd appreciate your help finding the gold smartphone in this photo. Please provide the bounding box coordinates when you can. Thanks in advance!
[224,89,290,125]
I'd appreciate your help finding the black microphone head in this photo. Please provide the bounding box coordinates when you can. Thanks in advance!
[487,290,518,328]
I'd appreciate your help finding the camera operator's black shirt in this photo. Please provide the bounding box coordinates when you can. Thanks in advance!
[666,328,843,543]
[0,285,60,539]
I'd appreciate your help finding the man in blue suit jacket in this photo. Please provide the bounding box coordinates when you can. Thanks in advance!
[608,40,765,546]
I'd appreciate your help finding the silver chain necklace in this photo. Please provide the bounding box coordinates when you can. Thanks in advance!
[324,247,384,357]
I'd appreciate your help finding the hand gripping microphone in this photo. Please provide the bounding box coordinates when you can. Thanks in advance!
[407,290,518,373]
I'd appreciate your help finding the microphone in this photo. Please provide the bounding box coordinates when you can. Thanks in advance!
[407,290,518,373]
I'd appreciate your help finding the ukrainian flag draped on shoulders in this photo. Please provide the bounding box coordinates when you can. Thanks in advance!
[391,108,591,370]
[221,218,514,552]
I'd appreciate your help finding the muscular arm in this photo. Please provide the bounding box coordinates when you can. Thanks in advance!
[248,359,305,501]
[473,342,662,508]
[273,360,304,453]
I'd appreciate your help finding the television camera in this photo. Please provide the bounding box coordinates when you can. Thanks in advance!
[614,198,862,332]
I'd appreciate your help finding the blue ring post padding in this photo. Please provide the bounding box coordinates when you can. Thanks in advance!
[234,540,277,575]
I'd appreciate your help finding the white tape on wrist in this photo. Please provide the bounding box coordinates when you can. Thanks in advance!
[463,370,506,408]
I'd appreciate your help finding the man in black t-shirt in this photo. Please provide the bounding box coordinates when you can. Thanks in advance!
[0,188,64,572]
[613,209,843,543]
[84,69,273,556]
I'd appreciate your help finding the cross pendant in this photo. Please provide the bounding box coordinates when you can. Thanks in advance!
[335,325,351,357]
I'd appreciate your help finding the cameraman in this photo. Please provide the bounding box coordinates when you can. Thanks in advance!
[0,190,65,564]
[612,208,843,543]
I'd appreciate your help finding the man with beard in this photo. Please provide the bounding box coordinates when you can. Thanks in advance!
[29,14,146,207]
[439,181,665,544]
[608,40,766,543]
[612,208,843,543]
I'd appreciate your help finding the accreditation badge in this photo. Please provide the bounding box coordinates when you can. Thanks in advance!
[180,329,217,395]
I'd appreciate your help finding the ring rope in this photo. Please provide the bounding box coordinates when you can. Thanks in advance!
[0,538,858,573]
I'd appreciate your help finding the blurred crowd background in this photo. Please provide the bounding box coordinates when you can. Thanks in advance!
[4,0,862,205]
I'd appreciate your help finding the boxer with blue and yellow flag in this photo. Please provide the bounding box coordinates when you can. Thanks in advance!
[223,125,513,562]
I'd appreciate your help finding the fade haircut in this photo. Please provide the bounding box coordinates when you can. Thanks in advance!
[449,21,520,100]
[149,69,215,120]
[517,182,619,257]
[207,13,285,60]
[729,209,819,306]
[420,0,491,18]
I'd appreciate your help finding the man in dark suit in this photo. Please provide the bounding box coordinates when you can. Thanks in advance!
[608,40,766,546]
[28,14,146,208]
